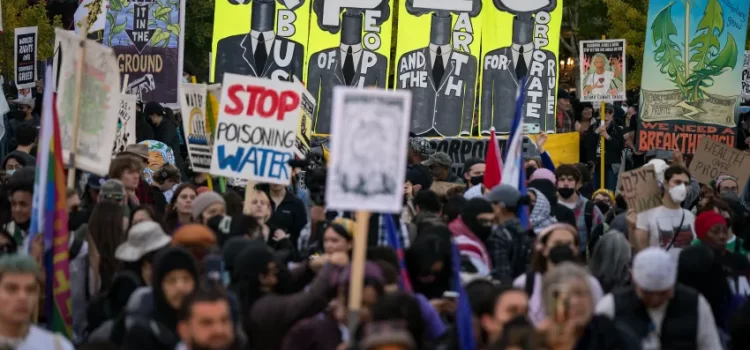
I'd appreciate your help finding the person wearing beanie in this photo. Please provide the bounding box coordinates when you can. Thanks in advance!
[191,191,226,225]
[528,168,556,185]
[694,211,730,250]
[596,247,721,350]
[448,198,493,277]
[171,224,218,262]
[121,247,199,349]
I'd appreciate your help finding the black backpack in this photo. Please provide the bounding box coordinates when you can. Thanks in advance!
[84,270,142,337]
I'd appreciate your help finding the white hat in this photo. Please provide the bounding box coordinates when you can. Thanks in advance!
[647,159,669,184]
[9,97,35,108]
[115,221,171,262]
[632,247,676,292]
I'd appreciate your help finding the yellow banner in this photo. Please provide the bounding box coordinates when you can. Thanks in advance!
[479,0,563,134]
[529,132,580,166]
[394,0,483,137]
[305,1,395,134]
[210,0,311,84]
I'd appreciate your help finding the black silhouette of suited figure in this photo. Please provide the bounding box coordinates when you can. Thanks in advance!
[480,0,558,134]
[307,0,391,134]
[214,0,305,83]
[397,0,482,137]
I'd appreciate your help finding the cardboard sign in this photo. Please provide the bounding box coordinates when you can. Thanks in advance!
[431,181,465,196]
[112,94,137,155]
[180,83,212,173]
[209,73,302,184]
[619,165,662,213]
[326,87,412,213]
[14,26,38,89]
[689,137,750,192]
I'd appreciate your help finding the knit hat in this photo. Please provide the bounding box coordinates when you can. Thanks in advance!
[714,175,738,191]
[695,211,726,240]
[592,188,615,203]
[529,168,556,185]
[632,247,676,292]
[99,179,126,202]
[172,224,217,248]
[191,191,225,220]
[115,221,171,262]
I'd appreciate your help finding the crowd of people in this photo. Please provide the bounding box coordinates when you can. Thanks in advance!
[1,82,750,350]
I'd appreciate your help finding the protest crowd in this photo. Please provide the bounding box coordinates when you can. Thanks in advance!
[3,0,750,349]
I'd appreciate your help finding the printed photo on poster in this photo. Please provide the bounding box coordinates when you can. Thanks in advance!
[579,39,626,102]
[14,26,38,89]
[306,0,394,134]
[297,86,315,158]
[210,74,301,184]
[480,0,562,134]
[112,94,137,155]
[743,51,750,103]
[637,0,748,153]
[212,0,310,84]
[55,28,121,176]
[325,87,411,213]
[394,0,482,137]
[180,83,212,173]
[104,0,185,105]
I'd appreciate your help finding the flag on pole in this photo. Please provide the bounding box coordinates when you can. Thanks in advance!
[483,128,502,190]
[33,66,72,338]
[451,239,476,350]
[501,76,529,229]
[385,214,412,292]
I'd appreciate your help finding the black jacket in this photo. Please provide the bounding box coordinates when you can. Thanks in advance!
[269,191,308,254]
[581,120,625,166]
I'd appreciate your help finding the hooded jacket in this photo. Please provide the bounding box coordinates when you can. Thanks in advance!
[2,150,35,169]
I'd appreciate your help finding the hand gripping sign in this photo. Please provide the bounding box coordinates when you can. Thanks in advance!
[210,74,302,185]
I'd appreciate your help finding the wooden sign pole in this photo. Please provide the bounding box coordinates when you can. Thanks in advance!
[242,181,256,214]
[66,25,89,190]
[347,211,372,333]
[599,34,607,190]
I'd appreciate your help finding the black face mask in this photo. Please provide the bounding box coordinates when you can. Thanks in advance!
[594,201,610,214]
[470,175,484,186]
[526,166,537,180]
[558,188,575,199]
[548,244,576,264]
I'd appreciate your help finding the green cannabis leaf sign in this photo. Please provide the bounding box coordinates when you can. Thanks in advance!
[651,0,738,103]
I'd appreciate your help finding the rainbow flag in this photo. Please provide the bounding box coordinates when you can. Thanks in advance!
[30,66,72,338]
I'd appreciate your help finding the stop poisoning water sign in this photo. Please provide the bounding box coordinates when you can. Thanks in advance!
[209,73,302,185]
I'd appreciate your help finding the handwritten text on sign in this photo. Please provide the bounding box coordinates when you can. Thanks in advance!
[688,137,750,192]
[619,165,662,213]
[210,73,301,184]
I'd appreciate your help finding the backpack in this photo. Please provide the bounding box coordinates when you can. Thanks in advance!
[84,270,142,338]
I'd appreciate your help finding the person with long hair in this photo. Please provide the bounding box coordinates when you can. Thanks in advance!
[88,201,127,291]
[588,231,632,294]
[162,184,196,234]
[129,205,157,227]
[513,223,603,325]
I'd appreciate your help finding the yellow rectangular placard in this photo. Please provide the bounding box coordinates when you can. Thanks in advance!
[305,0,395,135]
[211,0,311,84]
[394,0,483,137]
[479,0,563,134]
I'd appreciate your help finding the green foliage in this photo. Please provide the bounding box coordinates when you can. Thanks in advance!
[689,0,723,70]
[183,0,215,81]
[651,3,685,87]
[603,0,648,90]
[0,0,63,79]
[106,0,180,48]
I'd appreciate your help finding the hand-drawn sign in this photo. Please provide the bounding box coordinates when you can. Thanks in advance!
[688,136,750,192]
[619,164,662,212]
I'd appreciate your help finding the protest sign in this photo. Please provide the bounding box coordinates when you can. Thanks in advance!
[112,94,137,155]
[180,83,212,173]
[326,87,412,213]
[689,137,750,192]
[296,88,314,158]
[74,0,108,41]
[636,0,748,153]
[104,0,185,105]
[209,74,301,185]
[579,39,626,102]
[619,165,662,212]
[743,51,750,103]
[55,28,121,176]
[394,0,482,136]
[14,27,38,89]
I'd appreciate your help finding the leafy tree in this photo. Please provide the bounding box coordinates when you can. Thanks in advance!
[559,0,608,95]
[183,0,214,82]
[603,0,648,90]
[0,0,63,82]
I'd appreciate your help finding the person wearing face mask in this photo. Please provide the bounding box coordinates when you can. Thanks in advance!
[632,165,696,254]
[596,247,722,350]
[715,175,739,197]
[448,198,494,277]
[555,165,605,254]
[463,158,486,189]
[513,223,604,326]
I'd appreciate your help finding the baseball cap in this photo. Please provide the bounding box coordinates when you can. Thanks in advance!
[115,221,171,262]
[422,152,452,167]
[99,179,126,202]
[485,184,521,207]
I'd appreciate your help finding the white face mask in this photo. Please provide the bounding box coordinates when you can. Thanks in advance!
[6,170,14,176]
[668,184,687,203]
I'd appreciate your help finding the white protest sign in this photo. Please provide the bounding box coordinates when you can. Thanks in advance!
[14,26,38,89]
[180,83,212,173]
[112,94,137,155]
[325,87,412,213]
[55,28,120,176]
[209,74,301,185]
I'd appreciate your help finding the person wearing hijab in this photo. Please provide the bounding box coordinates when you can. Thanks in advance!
[528,178,576,227]
[448,198,493,276]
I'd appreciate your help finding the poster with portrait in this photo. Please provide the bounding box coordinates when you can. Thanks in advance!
[325,87,412,213]
[394,0,482,137]
[742,51,750,103]
[305,0,395,134]
[636,0,748,154]
[211,0,311,84]
[103,0,185,105]
[579,39,626,103]
[479,0,563,134]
